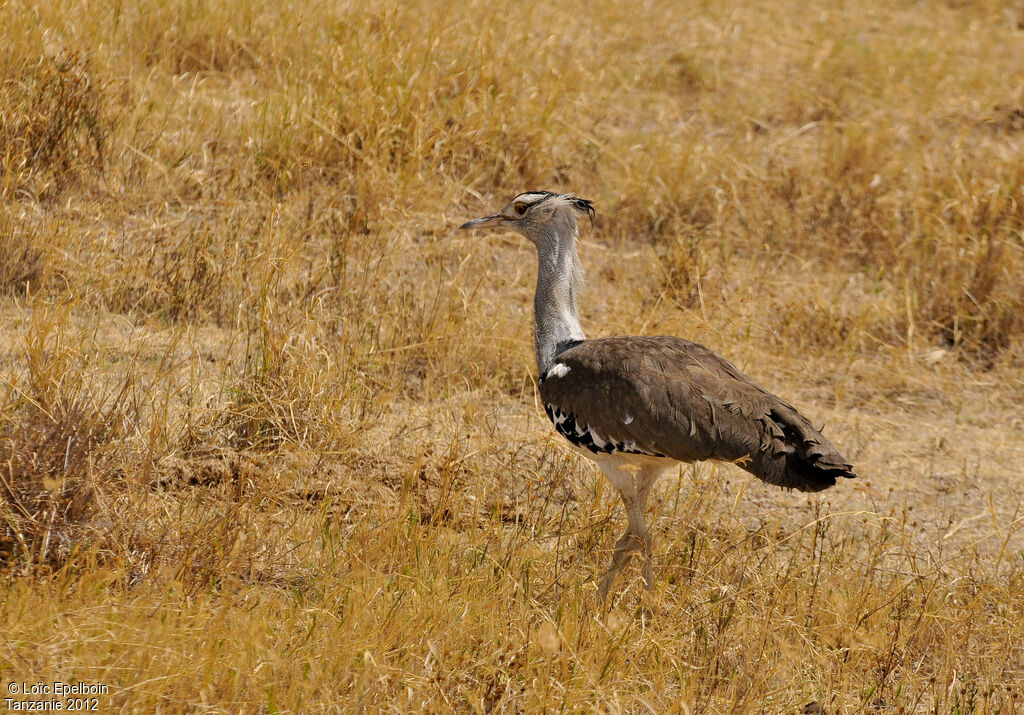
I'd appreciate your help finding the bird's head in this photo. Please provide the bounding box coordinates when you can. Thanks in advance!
[459,191,595,246]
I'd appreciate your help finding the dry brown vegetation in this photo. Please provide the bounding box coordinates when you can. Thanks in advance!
[2,0,1024,711]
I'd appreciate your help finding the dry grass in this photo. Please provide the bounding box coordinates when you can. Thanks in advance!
[1,0,1024,710]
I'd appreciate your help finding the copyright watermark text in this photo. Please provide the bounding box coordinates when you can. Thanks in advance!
[5,681,109,711]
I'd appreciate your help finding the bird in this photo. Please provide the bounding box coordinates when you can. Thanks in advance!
[460,191,857,600]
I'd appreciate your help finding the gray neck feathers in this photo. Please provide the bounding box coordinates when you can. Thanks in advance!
[532,215,586,373]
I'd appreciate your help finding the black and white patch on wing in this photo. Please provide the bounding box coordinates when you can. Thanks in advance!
[543,403,665,457]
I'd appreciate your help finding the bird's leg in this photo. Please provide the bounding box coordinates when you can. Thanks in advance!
[597,461,667,601]
[598,491,652,602]
[634,466,663,590]
[598,526,637,601]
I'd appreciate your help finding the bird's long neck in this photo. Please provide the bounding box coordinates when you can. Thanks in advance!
[533,220,586,374]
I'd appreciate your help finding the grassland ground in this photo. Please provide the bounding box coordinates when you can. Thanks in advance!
[2,0,1024,711]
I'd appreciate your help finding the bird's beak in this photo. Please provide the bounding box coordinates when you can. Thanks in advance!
[459,214,504,230]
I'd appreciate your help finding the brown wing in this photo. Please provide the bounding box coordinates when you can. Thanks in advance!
[538,336,856,492]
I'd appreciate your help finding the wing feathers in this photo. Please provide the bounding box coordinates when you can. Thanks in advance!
[539,336,857,492]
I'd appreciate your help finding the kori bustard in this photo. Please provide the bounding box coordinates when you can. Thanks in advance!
[460,191,857,599]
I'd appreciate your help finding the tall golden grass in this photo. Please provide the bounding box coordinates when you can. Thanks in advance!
[2,0,1023,710]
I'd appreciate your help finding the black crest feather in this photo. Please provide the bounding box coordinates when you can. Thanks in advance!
[568,196,596,222]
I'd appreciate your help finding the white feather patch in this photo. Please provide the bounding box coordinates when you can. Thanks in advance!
[546,363,570,379]
[623,414,634,425]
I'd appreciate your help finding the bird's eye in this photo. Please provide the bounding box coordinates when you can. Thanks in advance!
[514,204,527,216]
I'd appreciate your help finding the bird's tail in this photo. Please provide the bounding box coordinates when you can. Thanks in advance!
[761,406,858,492]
